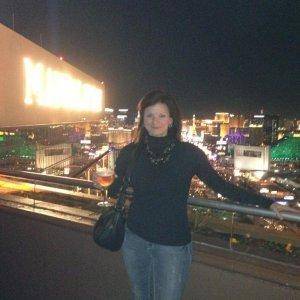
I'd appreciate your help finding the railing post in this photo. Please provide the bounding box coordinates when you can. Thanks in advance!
[229,212,236,250]
[33,180,36,209]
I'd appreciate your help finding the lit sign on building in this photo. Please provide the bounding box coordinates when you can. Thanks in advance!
[23,57,103,112]
[0,22,105,126]
[234,145,270,171]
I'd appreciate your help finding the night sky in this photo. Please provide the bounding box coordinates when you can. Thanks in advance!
[0,1,298,118]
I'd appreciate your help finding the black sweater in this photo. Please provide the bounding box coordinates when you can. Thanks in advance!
[108,136,273,246]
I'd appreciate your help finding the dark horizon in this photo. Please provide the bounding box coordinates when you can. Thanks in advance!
[0,1,298,119]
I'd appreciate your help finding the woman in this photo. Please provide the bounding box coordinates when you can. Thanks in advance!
[108,90,277,300]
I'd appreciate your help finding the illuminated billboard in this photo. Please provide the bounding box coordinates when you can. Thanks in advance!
[0,23,104,127]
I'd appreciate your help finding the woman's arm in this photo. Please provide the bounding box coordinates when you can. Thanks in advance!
[194,150,273,208]
[107,143,135,198]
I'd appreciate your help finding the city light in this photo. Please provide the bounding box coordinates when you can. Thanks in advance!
[260,187,269,194]
[0,179,32,192]
[23,57,103,112]
[202,119,213,125]
[253,171,266,179]
[284,195,295,200]
[117,115,127,120]
[233,169,241,177]
[249,124,263,128]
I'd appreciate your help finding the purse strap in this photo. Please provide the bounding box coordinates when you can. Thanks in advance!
[114,145,138,211]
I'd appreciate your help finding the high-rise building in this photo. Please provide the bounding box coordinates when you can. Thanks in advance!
[229,115,245,129]
[264,115,280,145]
[271,133,300,162]
[215,113,246,138]
[220,123,229,138]
[249,114,279,146]
[108,128,133,149]
[234,145,270,172]
[214,112,229,123]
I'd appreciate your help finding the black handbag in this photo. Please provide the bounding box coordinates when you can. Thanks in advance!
[93,205,126,251]
[93,155,134,251]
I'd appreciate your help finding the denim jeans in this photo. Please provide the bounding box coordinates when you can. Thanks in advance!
[122,227,192,300]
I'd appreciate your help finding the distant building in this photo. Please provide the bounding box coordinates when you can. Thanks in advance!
[201,119,219,136]
[0,131,35,169]
[220,123,229,138]
[271,133,300,162]
[234,145,270,171]
[215,113,245,138]
[229,115,245,128]
[249,114,279,146]
[0,23,104,127]
[228,127,249,145]
[214,112,229,123]
[36,143,72,171]
[108,128,133,149]
[214,113,229,138]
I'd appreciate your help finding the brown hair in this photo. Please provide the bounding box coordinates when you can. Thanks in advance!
[135,90,182,143]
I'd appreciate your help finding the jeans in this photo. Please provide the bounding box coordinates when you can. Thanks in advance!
[122,227,192,300]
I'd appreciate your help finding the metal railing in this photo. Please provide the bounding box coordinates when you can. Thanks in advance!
[0,167,299,223]
[41,155,74,173]
[0,168,98,190]
[69,149,110,177]
[188,197,300,223]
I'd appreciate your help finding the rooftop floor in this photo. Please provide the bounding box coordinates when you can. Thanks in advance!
[1,199,299,300]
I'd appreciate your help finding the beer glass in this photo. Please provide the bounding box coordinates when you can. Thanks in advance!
[96,167,115,204]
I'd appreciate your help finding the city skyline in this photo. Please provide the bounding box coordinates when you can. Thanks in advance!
[0,2,299,294]
[0,1,298,118]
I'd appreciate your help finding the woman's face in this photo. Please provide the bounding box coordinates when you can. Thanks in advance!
[143,102,173,137]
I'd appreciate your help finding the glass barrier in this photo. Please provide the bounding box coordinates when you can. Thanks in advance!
[189,205,299,265]
[0,149,299,267]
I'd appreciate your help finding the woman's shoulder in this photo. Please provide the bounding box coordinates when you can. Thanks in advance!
[118,142,136,155]
[177,141,207,162]
[121,142,136,151]
[178,141,204,154]
[113,142,137,167]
